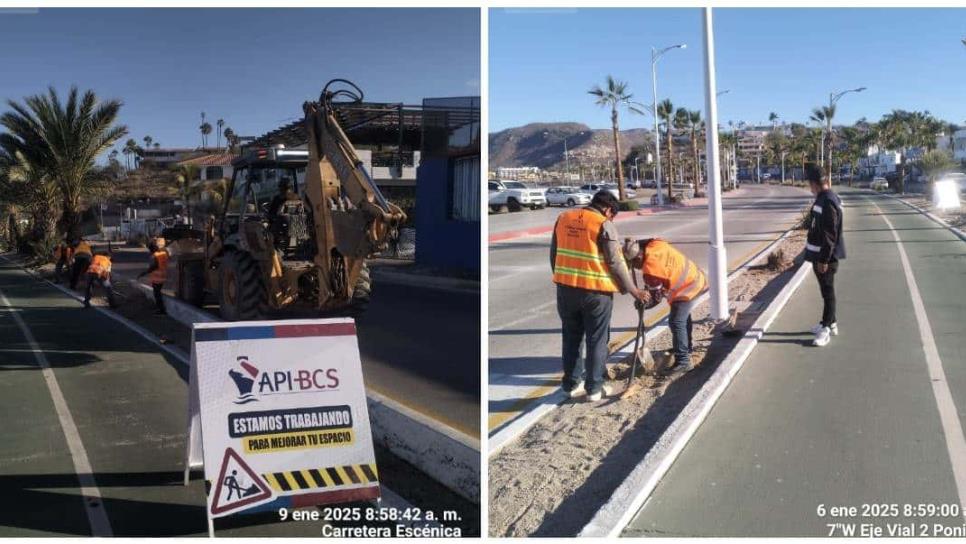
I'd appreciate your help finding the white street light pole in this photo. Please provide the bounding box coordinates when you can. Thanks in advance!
[652,42,686,207]
[702,7,728,321]
[827,86,866,183]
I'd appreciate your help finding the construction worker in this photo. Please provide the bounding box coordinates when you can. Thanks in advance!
[803,163,845,347]
[83,248,117,309]
[267,178,299,221]
[138,237,169,314]
[53,239,73,283]
[551,190,646,402]
[70,237,93,290]
[622,237,707,372]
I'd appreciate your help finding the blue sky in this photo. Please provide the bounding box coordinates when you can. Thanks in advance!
[490,8,966,132]
[0,8,480,153]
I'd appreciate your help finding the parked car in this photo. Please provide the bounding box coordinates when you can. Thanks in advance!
[641,178,657,188]
[870,177,889,191]
[579,183,637,200]
[670,182,695,200]
[488,179,546,211]
[546,186,592,207]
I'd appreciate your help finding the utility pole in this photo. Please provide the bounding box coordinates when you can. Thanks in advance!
[827,86,866,183]
[702,7,728,321]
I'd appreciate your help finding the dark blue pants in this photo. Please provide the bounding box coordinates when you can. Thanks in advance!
[669,299,695,365]
[557,284,613,395]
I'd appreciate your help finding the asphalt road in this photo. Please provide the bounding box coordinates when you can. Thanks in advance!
[488,184,812,434]
[0,258,479,536]
[106,251,480,439]
[624,189,966,536]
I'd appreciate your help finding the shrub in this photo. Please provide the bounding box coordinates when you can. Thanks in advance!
[618,199,640,211]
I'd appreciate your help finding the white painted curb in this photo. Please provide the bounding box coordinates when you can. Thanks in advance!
[6,257,480,504]
[880,191,966,243]
[579,261,812,538]
[487,226,798,457]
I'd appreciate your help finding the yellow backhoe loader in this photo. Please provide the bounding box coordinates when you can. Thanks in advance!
[172,79,407,320]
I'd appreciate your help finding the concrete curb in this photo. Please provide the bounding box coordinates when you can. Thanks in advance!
[487,226,799,457]
[8,258,481,504]
[578,261,812,538]
[881,191,966,243]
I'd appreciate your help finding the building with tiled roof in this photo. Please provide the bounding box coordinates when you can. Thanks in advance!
[176,151,237,181]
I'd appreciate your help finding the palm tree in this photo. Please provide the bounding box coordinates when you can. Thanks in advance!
[657,98,675,199]
[0,144,60,251]
[200,122,212,149]
[124,138,140,169]
[0,86,127,235]
[200,111,207,148]
[878,110,940,193]
[769,112,779,130]
[217,118,225,149]
[810,104,837,182]
[143,135,153,149]
[588,75,634,200]
[223,127,237,151]
[687,109,703,190]
[174,163,200,226]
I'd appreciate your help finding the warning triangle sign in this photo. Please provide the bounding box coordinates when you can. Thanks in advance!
[210,447,274,516]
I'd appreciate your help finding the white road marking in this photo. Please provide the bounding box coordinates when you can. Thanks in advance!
[871,197,966,518]
[0,284,113,536]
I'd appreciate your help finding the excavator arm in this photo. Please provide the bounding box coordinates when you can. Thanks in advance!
[300,79,407,309]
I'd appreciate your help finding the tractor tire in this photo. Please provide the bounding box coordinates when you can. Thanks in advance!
[349,262,371,314]
[218,251,266,321]
[507,198,522,212]
[178,260,206,307]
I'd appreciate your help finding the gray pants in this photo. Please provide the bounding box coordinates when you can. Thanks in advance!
[557,284,613,395]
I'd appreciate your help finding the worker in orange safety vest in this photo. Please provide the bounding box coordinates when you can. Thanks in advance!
[83,248,117,309]
[70,238,93,290]
[53,239,73,283]
[622,237,707,372]
[138,237,169,314]
[551,190,647,401]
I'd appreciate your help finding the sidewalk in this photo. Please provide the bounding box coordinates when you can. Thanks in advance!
[623,189,966,536]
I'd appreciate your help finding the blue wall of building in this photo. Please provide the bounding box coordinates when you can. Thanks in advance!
[415,157,480,272]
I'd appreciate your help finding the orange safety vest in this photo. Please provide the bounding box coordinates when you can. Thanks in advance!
[74,241,93,258]
[552,208,619,293]
[149,250,168,284]
[641,239,707,302]
[87,254,112,279]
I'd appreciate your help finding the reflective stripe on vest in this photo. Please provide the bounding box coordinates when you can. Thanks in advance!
[149,251,168,284]
[74,241,92,258]
[552,209,619,293]
[87,255,112,278]
[641,239,707,302]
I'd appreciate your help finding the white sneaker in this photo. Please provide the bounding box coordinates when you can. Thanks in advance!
[810,322,838,336]
[563,380,585,398]
[587,383,615,402]
[812,326,831,347]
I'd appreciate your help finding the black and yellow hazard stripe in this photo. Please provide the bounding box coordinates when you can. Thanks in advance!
[262,464,378,492]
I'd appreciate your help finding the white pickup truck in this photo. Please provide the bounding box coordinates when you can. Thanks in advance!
[488,180,547,212]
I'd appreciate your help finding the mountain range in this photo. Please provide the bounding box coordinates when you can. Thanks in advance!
[489,122,653,170]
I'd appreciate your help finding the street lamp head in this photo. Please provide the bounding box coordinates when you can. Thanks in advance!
[855,87,867,93]
[678,44,687,50]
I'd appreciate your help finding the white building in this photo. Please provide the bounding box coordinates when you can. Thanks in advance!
[858,145,900,177]
[952,129,966,162]
[496,166,540,179]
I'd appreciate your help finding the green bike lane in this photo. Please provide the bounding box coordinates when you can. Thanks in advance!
[0,259,322,536]
[624,189,966,536]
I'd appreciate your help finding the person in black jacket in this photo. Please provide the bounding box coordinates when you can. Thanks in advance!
[802,163,845,346]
